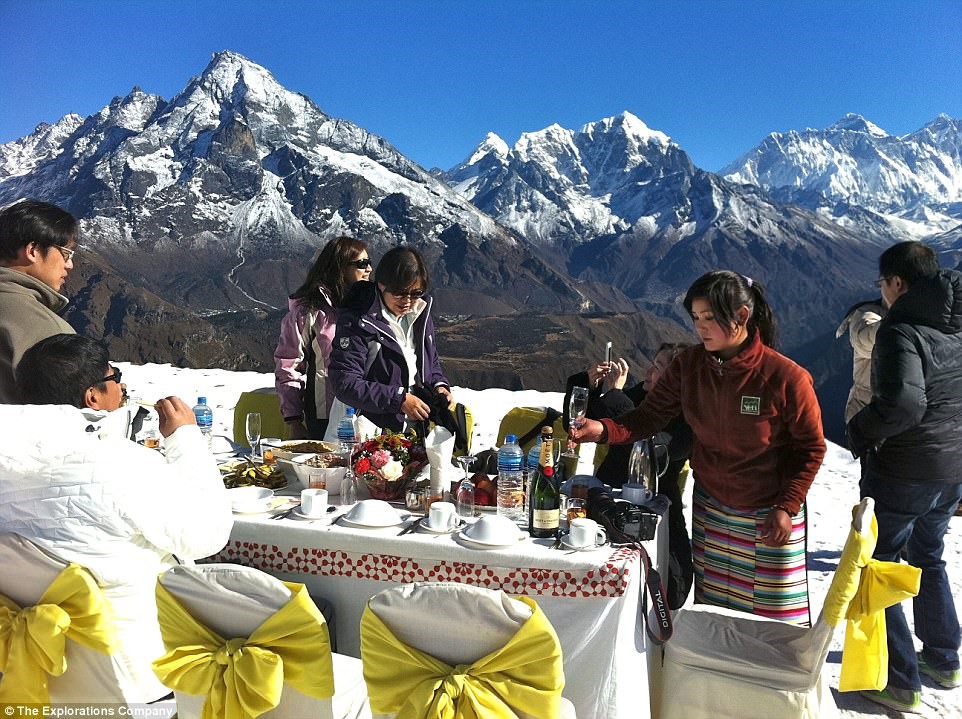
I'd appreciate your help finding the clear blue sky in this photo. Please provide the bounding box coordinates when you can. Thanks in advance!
[1,0,959,172]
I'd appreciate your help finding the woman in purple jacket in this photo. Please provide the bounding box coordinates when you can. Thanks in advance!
[274,237,371,439]
[328,246,451,433]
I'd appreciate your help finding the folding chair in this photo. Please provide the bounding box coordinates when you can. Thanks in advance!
[153,563,370,719]
[360,581,575,718]
[233,388,288,446]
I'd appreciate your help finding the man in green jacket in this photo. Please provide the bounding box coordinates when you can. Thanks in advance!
[0,199,78,403]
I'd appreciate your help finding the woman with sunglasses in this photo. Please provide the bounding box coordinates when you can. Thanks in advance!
[274,236,371,439]
[328,245,451,434]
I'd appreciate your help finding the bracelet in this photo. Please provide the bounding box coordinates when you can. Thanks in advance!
[771,503,792,516]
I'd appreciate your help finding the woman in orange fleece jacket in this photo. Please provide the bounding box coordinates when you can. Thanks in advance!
[571,270,825,624]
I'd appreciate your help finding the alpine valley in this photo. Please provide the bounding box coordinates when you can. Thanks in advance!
[2,51,961,442]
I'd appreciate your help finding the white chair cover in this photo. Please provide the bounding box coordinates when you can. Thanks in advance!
[364,582,576,719]
[158,563,370,719]
[658,498,877,719]
[0,532,142,703]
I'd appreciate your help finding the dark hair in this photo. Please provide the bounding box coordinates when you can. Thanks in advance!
[290,236,367,309]
[683,270,778,348]
[375,246,430,293]
[16,334,110,408]
[878,241,939,287]
[0,199,78,262]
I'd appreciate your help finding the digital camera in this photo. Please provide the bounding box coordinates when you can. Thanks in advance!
[586,487,658,543]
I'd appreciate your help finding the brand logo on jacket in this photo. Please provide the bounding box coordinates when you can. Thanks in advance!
[339,337,350,349]
[740,396,761,415]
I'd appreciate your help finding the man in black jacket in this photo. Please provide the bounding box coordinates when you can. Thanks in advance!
[848,241,962,712]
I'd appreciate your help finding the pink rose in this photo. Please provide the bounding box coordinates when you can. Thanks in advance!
[371,449,392,469]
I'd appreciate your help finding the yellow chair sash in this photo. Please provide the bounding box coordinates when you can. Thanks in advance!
[838,559,921,691]
[0,563,118,705]
[360,595,564,719]
[152,579,334,719]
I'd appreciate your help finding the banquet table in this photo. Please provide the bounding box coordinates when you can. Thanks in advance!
[211,493,668,719]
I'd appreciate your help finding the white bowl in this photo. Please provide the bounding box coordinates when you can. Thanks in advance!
[463,514,523,545]
[228,486,274,512]
[345,499,402,526]
[277,453,346,493]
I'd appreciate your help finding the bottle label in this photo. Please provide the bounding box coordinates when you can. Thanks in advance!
[531,509,559,530]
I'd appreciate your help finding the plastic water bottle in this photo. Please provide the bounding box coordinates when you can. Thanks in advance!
[497,434,525,523]
[337,407,358,451]
[192,396,213,452]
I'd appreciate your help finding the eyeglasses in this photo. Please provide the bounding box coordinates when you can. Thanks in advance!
[347,258,372,269]
[52,244,77,262]
[874,276,891,288]
[100,368,123,384]
[386,288,425,300]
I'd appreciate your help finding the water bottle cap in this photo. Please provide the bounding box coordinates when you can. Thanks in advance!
[345,407,356,416]
[504,434,517,443]
[197,397,207,404]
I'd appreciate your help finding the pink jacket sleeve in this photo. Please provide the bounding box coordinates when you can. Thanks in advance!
[274,302,312,420]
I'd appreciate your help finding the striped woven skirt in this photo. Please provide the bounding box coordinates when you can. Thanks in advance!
[692,484,810,625]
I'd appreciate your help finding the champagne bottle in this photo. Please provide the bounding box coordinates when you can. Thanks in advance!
[528,426,560,538]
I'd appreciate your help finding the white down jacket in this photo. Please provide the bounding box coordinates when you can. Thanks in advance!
[0,404,233,702]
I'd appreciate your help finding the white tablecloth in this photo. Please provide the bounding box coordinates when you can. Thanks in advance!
[212,498,667,719]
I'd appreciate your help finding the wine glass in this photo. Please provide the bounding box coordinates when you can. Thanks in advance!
[245,412,262,460]
[455,455,476,519]
[563,386,589,458]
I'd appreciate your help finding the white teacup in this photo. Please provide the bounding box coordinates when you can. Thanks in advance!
[464,514,521,544]
[621,483,653,505]
[568,518,607,548]
[301,488,329,517]
[428,501,458,530]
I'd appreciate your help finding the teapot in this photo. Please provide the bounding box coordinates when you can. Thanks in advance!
[624,437,669,505]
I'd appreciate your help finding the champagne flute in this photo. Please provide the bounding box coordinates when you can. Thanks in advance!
[563,386,589,458]
[455,454,476,519]
[245,412,262,460]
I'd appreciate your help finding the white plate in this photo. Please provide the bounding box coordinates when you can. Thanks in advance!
[561,536,608,552]
[417,517,466,534]
[232,500,275,514]
[456,529,526,548]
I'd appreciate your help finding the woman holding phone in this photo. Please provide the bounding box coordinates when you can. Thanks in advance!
[570,270,825,624]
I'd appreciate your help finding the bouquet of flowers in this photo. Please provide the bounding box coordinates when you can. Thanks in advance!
[353,430,428,500]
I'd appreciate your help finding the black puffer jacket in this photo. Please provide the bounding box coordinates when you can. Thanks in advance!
[848,269,962,483]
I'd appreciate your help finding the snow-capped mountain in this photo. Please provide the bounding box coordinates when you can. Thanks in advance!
[445,112,693,248]
[443,112,894,354]
[0,114,84,179]
[0,51,586,319]
[721,113,962,237]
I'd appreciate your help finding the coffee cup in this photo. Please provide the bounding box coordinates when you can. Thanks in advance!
[568,518,606,548]
[301,488,329,517]
[621,482,652,505]
[428,501,458,530]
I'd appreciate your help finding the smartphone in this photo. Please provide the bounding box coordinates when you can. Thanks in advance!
[604,341,612,364]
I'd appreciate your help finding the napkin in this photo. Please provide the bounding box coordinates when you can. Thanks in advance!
[424,426,455,492]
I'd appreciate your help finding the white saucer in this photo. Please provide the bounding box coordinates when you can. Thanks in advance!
[561,536,608,552]
[339,512,409,529]
[292,507,329,520]
[418,517,465,534]
[231,500,275,514]
[456,529,525,548]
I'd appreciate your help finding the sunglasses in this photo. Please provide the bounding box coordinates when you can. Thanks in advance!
[347,258,372,269]
[100,368,123,384]
[386,288,425,300]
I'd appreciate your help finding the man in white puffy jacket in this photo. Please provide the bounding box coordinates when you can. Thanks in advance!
[0,334,233,702]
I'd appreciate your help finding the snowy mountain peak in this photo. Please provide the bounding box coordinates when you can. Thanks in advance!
[0,113,84,179]
[826,113,888,137]
[466,132,509,166]
[580,111,670,146]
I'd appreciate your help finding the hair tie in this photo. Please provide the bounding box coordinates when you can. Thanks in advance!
[742,275,753,288]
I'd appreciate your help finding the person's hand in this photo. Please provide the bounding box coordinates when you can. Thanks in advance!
[436,385,454,409]
[587,362,614,389]
[155,396,196,437]
[760,507,792,547]
[400,392,431,421]
[568,418,605,444]
[602,358,629,392]
[286,420,307,440]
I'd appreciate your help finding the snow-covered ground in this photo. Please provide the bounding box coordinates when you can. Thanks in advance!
[120,362,962,719]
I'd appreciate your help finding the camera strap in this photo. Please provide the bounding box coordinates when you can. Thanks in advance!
[633,542,673,645]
